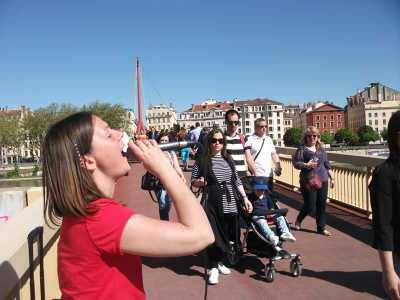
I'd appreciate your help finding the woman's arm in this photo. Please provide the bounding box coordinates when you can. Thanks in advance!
[120,140,214,257]
[378,250,400,299]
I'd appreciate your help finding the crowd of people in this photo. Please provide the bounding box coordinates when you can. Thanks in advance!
[41,108,400,299]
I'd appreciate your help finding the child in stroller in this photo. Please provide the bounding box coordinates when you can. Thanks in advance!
[249,177,296,246]
[242,176,302,282]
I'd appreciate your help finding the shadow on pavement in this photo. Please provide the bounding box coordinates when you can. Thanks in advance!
[142,254,205,278]
[277,268,385,299]
[276,189,373,247]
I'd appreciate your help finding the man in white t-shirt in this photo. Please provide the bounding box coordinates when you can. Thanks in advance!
[245,118,282,189]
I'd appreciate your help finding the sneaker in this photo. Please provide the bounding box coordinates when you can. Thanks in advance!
[217,262,231,275]
[208,267,219,284]
[281,232,296,242]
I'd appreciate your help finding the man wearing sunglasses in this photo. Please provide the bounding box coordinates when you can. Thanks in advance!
[224,109,253,178]
[245,118,282,190]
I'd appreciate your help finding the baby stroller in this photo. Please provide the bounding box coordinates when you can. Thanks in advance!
[240,176,302,282]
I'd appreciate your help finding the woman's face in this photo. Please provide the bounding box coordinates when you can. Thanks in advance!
[210,132,224,154]
[305,131,319,146]
[159,135,169,144]
[90,116,131,180]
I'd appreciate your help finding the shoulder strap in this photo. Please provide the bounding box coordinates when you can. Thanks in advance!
[253,138,265,161]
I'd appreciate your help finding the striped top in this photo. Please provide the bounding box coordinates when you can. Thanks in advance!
[225,133,250,178]
[192,154,242,214]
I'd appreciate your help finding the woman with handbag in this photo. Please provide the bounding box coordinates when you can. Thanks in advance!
[292,126,335,236]
[191,128,253,285]
[155,132,186,220]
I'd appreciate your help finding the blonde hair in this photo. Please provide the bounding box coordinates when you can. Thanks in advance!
[303,126,323,149]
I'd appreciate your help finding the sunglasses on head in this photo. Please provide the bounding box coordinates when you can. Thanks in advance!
[307,134,319,138]
[227,120,240,126]
[211,138,224,144]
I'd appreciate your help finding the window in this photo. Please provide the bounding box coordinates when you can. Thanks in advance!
[383,119,386,125]
[369,120,372,125]
[277,119,280,124]
[278,134,281,138]
[269,127,273,132]
[261,113,264,117]
[375,120,378,125]
[368,113,372,118]
[277,126,281,131]
[323,115,327,121]
[323,122,326,128]
[337,115,341,120]
[316,123,320,128]
[330,115,334,120]
[276,112,280,117]
[383,112,386,117]
[245,121,249,126]
[269,134,273,139]
[330,122,334,127]
[268,119,273,125]
[316,115,320,121]
[246,128,250,133]
[268,112,272,117]
[246,113,250,118]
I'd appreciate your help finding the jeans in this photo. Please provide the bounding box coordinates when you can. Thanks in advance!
[297,181,329,232]
[155,188,171,221]
[252,215,289,240]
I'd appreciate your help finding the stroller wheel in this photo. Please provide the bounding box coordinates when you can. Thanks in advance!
[290,259,302,277]
[265,264,275,282]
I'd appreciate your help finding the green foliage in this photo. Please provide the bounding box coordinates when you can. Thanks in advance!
[32,164,40,177]
[381,128,388,141]
[320,131,333,144]
[357,125,380,144]
[81,101,127,130]
[6,163,20,178]
[283,128,303,147]
[334,128,359,145]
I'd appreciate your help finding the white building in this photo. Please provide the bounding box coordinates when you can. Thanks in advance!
[146,104,177,131]
[346,82,400,133]
[177,99,234,129]
[233,98,286,146]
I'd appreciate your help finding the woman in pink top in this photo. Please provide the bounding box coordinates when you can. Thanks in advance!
[42,112,214,299]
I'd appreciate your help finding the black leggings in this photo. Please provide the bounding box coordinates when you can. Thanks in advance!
[207,213,237,268]
[296,181,328,232]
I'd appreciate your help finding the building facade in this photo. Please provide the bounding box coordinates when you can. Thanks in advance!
[299,102,345,135]
[177,99,233,129]
[146,104,177,131]
[233,98,286,146]
[346,82,400,133]
[283,104,301,131]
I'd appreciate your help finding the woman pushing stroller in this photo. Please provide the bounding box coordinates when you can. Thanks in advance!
[191,128,253,285]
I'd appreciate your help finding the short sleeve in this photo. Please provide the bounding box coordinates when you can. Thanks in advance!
[243,135,251,150]
[86,199,135,255]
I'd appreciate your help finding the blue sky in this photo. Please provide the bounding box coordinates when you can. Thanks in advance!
[1,0,399,114]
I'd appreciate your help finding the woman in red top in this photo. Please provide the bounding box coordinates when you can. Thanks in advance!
[42,112,214,299]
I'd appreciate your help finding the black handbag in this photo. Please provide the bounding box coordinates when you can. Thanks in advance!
[141,172,160,191]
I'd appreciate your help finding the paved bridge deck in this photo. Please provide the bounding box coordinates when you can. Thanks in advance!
[114,163,384,300]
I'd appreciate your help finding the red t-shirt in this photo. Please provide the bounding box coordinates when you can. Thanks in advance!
[58,198,145,300]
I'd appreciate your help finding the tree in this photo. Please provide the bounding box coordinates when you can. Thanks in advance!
[22,103,78,160]
[81,101,127,130]
[357,125,380,144]
[334,128,359,146]
[381,128,388,141]
[283,128,303,147]
[0,116,22,165]
[320,131,333,144]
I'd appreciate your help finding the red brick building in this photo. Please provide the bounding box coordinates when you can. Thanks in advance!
[301,103,345,135]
